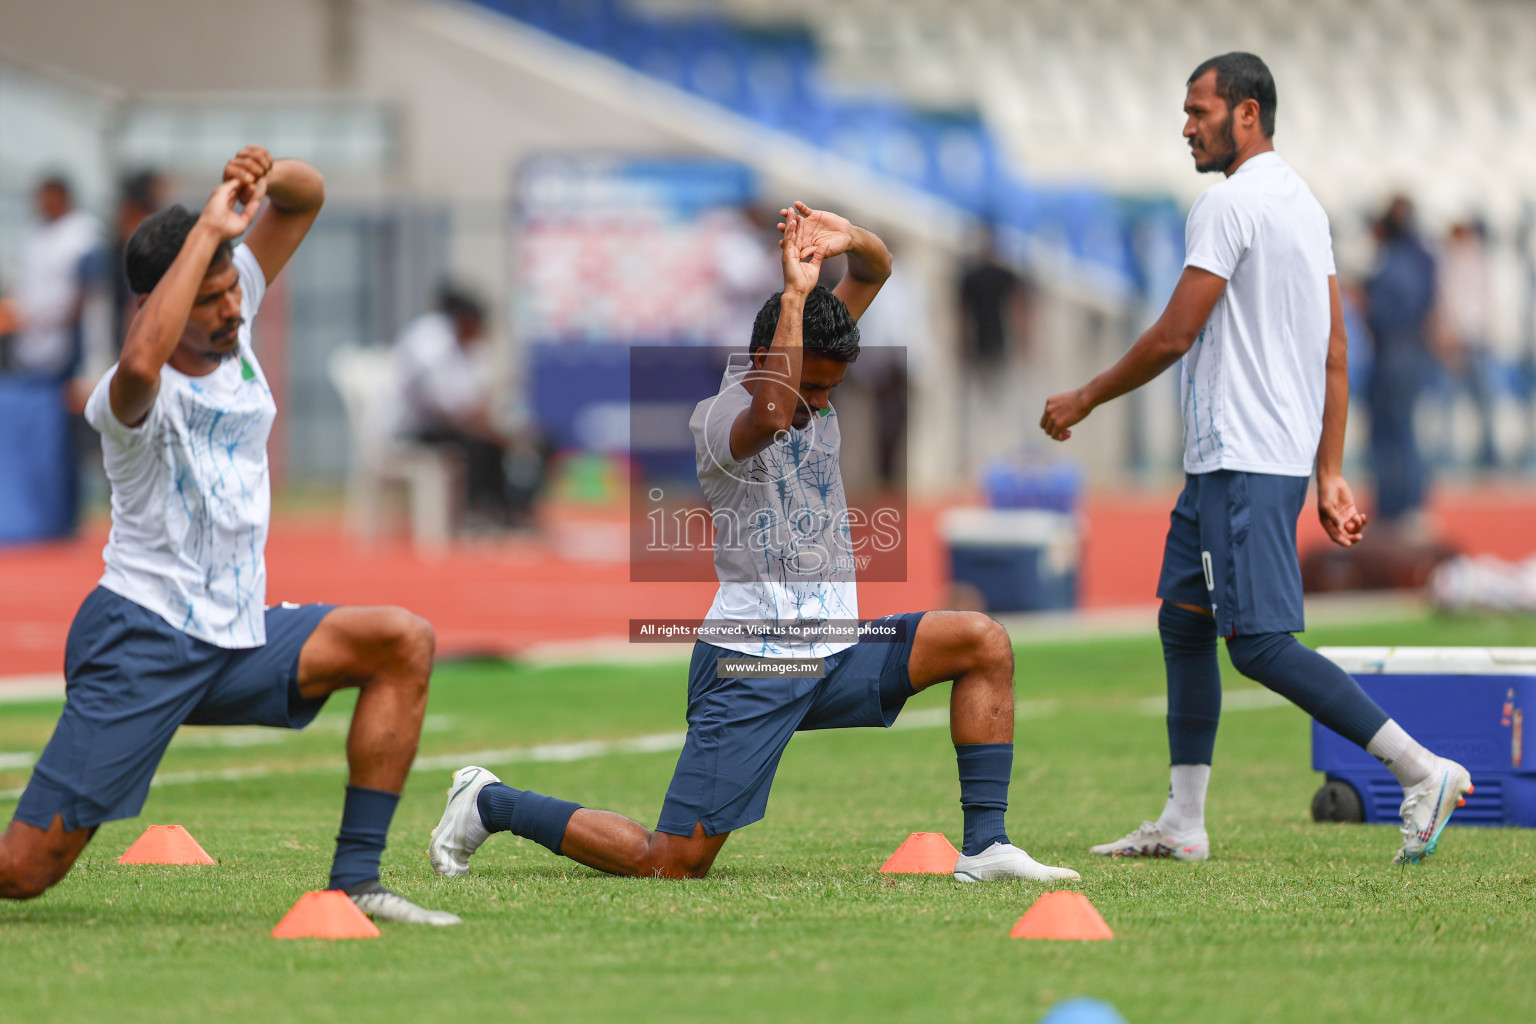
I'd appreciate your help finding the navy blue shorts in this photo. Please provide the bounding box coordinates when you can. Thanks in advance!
[1156,470,1309,637]
[14,587,336,832]
[656,611,926,837]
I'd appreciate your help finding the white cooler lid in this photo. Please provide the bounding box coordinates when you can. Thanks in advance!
[938,507,1079,545]
[1319,647,1536,675]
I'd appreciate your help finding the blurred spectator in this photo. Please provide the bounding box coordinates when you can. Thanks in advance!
[1434,219,1499,469]
[7,175,104,379]
[1363,196,1437,529]
[390,287,516,530]
[712,205,781,346]
[852,251,926,488]
[111,171,167,352]
[957,225,1029,464]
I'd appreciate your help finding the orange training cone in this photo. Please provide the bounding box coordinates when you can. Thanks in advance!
[271,890,381,940]
[879,832,960,874]
[117,824,216,865]
[1009,890,1114,941]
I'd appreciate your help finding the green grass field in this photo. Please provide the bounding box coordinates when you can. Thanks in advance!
[3,615,1534,1023]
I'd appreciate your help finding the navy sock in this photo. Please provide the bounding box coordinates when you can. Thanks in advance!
[328,785,399,891]
[1160,602,1222,765]
[1226,632,1390,747]
[476,782,581,856]
[955,743,1012,856]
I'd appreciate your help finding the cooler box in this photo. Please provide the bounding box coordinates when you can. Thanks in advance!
[1313,647,1536,827]
[939,508,1080,613]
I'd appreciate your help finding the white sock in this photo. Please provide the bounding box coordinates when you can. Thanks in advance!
[1155,764,1211,837]
[1366,719,1437,789]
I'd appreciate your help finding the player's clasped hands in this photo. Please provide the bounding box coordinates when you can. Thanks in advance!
[778,206,824,296]
[223,144,275,205]
[194,145,276,243]
[200,176,266,242]
[777,201,853,261]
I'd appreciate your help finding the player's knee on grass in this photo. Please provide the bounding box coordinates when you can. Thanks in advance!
[654,854,713,880]
[1,859,66,900]
[646,829,723,879]
[0,822,86,900]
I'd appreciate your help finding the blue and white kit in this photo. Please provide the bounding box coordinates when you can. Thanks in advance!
[17,244,335,832]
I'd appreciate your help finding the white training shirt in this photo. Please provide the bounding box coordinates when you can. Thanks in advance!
[84,244,274,648]
[691,365,859,659]
[1180,151,1335,477]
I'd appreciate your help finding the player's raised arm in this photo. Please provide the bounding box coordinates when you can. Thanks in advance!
[1040,265,1228,441]
[1316,275,1367,547]
[729,209,822,461]
[228,145,325,286]
[111,178,264,429]
[778,201,891,320]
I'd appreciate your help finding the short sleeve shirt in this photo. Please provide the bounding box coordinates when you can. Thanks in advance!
[84,244,275,648]
[689,366,859,658]
[1181,152,1336,477]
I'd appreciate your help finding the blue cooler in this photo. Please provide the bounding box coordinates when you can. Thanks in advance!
[939,508,1080,613]
[1313,648,1536,827]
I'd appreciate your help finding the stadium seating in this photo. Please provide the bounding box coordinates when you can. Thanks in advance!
[634,0,1536,227]
[468,0,1154,288]
[474,0,1536,336]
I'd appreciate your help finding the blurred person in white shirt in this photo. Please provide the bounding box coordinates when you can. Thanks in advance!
[9,176,105,380]
[391,287,514,529]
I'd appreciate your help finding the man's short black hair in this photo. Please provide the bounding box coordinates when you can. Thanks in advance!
[437,284,486,324]
[119,169,162,213]
[124,204,233,296]
[749,285,860,363]
[1188,52,1277,138]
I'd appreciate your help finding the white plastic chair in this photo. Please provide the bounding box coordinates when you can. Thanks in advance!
[328,345,457,554]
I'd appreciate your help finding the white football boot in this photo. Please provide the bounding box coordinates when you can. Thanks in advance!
[1394,757,1473,865]
[429,765,501,877]
[953,842,1080,882]
[1089,821,1210,861]
[346,881,462,926]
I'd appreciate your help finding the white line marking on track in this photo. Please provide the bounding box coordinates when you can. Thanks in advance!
[0,675,65,704]
[0,692,1288,801]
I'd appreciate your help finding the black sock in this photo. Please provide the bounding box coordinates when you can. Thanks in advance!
[1160,602,1223,764]
[477,782,581,856]
[328,785,399,891]
[1226,632,1390,746]
[956,743,1012,856]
